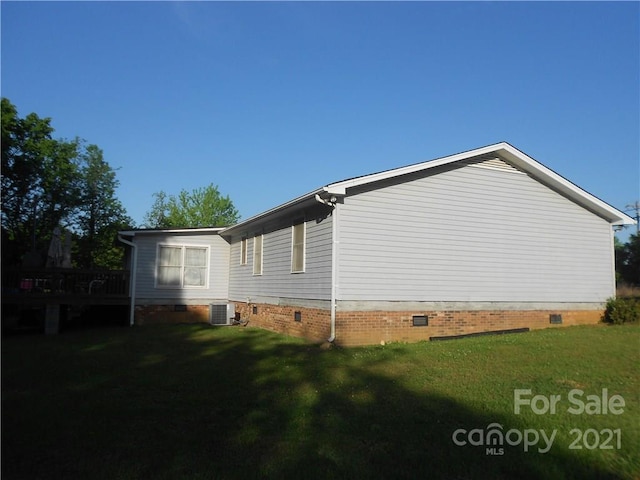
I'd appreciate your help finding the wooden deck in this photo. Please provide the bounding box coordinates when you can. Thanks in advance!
[2,267,130,306]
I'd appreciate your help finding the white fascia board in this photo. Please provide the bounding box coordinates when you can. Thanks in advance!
[325,142,635,226]
[118,227,227,236]
[221,188,325,235]
[324,143,510,195]
[497,144,636,226]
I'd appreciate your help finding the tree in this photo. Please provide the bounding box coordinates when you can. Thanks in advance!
[73,144,133,268]
[1,98,133,268]
[1,98,82,263]
[616,234,640,286]
[143,184,240,228]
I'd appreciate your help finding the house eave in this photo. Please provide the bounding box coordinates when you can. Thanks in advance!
[324,142,635,226]
[220,188,326,236]
[118,227,227,237]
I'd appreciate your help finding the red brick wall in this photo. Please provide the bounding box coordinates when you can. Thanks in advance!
[135,305,209,325]
[135,302,603,347]
[335,309,603,346]
[234,303,331,342]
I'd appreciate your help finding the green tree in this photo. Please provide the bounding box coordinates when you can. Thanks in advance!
[616,234,640,286]
[1,98,82,263]
[143,184,239,228]
[1,98,133,268]
[73,144,133,268]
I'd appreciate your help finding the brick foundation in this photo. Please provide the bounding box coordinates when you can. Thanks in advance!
[135,304,210,325]
[335,309,603,346]
[135,302,604,347]
[234,303,331,342]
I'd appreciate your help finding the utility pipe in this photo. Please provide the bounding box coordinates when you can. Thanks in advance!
[117,235,138,327]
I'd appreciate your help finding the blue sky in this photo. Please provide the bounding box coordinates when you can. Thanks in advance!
[2,1,639,239]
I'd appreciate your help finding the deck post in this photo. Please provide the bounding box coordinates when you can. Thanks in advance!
[45,304,60,335]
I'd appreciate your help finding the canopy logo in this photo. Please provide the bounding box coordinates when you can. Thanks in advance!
[451,423,556,455]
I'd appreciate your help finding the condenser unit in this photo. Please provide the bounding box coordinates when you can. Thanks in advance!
[209,303,235,326]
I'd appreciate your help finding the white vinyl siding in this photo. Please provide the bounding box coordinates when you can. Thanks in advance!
[228,215,333,301]
[253,235,263,275]
[291,223,306,273]
[132,233,230,301]
[157,245,208,288]
[337,163,614,303]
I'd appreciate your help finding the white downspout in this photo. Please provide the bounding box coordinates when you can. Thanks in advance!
[315,194,338,343]
[117,235,137,326]
[328,201,338,343]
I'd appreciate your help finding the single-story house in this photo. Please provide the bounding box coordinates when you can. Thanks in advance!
[118,142,635,346]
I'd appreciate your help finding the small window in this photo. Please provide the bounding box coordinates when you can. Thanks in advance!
[291,223,305,273]
[240,237,248,265]
[253,235,263,275]
[294,311,302,322]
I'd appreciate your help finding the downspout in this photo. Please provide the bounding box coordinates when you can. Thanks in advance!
[610,227,618,299]
[117,235,137,327]
[315,194,338,343]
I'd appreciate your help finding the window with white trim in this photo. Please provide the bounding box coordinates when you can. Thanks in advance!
[240,237,248,265]
[253,235,263,275]
[157,245,208,288]
[291,222,305,273]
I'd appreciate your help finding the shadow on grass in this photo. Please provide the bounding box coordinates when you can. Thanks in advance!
[1,325,628,479]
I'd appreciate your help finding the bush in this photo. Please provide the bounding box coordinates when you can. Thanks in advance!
[602,297,640,324]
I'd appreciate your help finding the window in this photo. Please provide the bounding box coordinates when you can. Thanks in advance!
[157,245,208,288]
[240,237,248,265]
[253,235,263,275]
[291,223,305,273]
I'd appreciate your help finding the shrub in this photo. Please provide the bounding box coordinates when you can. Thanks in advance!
[602,297,640,324]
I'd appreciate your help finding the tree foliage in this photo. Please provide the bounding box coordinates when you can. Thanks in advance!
[143,184,240,228]
[1,98,133,269]
[615,233,640,286]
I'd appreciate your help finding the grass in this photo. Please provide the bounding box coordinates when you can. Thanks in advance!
[2,323,639,479]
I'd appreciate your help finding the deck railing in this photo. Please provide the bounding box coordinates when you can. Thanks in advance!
[2,267,130,299]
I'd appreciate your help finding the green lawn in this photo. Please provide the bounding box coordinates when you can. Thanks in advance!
[2,323,639,479]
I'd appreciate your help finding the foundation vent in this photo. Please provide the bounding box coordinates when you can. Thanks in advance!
[412,315,429,327]
[464,156,523,174]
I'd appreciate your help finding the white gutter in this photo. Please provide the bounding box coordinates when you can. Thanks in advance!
[117,235,138,327]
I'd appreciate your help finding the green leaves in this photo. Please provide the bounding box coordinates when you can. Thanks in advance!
[615,234,640,286]
[144,184,240,228]
[1,98,133,268]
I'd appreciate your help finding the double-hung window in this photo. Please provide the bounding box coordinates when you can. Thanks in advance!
[253,235,263,275]
[157,245,208,288]
[291,223,305,273]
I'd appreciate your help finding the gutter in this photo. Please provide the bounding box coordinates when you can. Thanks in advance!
[117,235,138,327]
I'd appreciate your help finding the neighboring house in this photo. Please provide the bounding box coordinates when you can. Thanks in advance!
[118,142,635,346]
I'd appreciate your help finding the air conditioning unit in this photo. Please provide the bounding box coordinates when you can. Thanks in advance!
[209,303,235,325]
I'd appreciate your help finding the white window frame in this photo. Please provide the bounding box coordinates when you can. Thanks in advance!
[253,235,263,276]
[155,243,209,289]
[240,237,248,265]
[291,222,306,273]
